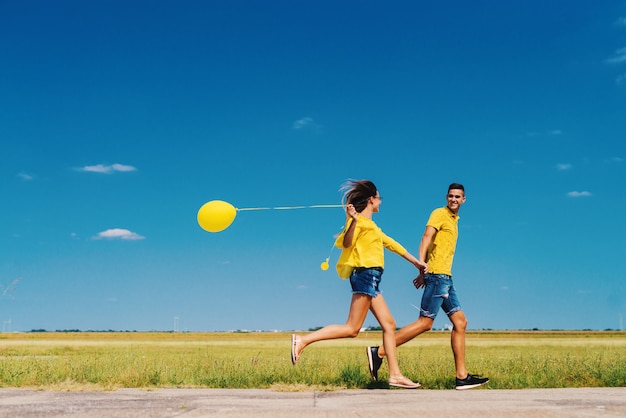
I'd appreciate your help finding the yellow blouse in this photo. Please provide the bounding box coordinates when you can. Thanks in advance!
[334,215,407,279]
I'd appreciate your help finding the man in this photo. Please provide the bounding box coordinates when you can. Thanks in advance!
[366,183,489,390]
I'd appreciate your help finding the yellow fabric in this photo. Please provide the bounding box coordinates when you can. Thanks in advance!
[425,206,459,276]
[334,215,407,279]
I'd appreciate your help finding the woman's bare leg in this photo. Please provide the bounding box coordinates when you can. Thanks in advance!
[369,294,402,379]
[294,293,371,358]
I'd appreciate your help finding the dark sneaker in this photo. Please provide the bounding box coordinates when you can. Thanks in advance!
[455,374,489,390]
[366,346,383,381]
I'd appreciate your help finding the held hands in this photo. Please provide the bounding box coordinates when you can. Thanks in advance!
[414,259,428,274]
[406,256,427,279]
[412,260,427,289]
[413,274,425,290]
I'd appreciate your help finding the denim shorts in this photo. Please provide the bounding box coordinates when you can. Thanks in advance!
[349,267,383,298]
[420,273,462,318]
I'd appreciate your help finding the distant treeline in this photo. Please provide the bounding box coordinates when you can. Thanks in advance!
[28,329,141,333]
[26,327,622,333]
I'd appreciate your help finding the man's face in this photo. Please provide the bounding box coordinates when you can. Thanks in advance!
[446,189,466,213]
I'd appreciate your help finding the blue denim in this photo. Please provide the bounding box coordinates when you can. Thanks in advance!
[349,267,383,297]
[420,273,462,318]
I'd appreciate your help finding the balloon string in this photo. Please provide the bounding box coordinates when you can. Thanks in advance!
[236,207,271,211]
[327,242,336,260]
[237,204,344,211]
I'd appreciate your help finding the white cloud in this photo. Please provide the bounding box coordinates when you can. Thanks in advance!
[111,163,136,172]
[293,117,314,130]
[604,157,624,164]
[567,191,592,198]
[17,172,34,181]
[556,163,572,171]
[548,129,562,136]
[617,73,626,87]
[292,117,322,131]
[93,228,145,240]
[606,47,626,64]
[1,278,21,298]
[616,17,626,26]
[80,163,137,174]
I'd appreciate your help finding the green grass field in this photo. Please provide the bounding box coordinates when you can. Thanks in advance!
[0,331,624,391]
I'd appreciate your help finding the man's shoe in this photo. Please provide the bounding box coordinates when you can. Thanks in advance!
[455,373,489,390]
[366,346,383,381]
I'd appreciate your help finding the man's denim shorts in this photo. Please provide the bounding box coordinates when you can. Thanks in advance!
[349,267,383,297]
[420,273,462,318]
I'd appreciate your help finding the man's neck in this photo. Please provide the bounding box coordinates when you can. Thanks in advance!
[447,205,459,216]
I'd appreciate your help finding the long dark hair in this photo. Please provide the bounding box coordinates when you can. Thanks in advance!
[340,179,378,213]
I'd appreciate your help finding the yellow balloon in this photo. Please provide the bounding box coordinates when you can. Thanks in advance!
[320,259,329,271]
[197,200,237,232]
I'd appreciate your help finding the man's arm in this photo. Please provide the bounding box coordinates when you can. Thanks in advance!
[413,225,438,289]
[419,225,437,262]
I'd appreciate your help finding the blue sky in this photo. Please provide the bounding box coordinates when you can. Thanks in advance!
[1,1,625,332]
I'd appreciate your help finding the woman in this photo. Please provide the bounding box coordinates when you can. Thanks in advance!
[291,179,427,388]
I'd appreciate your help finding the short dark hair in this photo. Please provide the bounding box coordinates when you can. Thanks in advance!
[448,183,465,192]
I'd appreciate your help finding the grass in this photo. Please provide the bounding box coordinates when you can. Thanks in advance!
[0,330,624,391]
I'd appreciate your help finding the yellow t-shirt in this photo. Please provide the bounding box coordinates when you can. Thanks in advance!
[425,206,459,276]
[334,215,408,279]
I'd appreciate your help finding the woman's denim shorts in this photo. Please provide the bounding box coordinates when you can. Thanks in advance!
[349,267,383,297]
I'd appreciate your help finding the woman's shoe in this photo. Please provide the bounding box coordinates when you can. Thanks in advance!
[291,334,301,365]
[389,375,421,389]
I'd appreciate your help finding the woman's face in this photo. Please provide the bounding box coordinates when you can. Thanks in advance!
[371,192,382,213]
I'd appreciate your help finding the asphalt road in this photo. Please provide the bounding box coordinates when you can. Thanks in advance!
[1,387,625,417]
